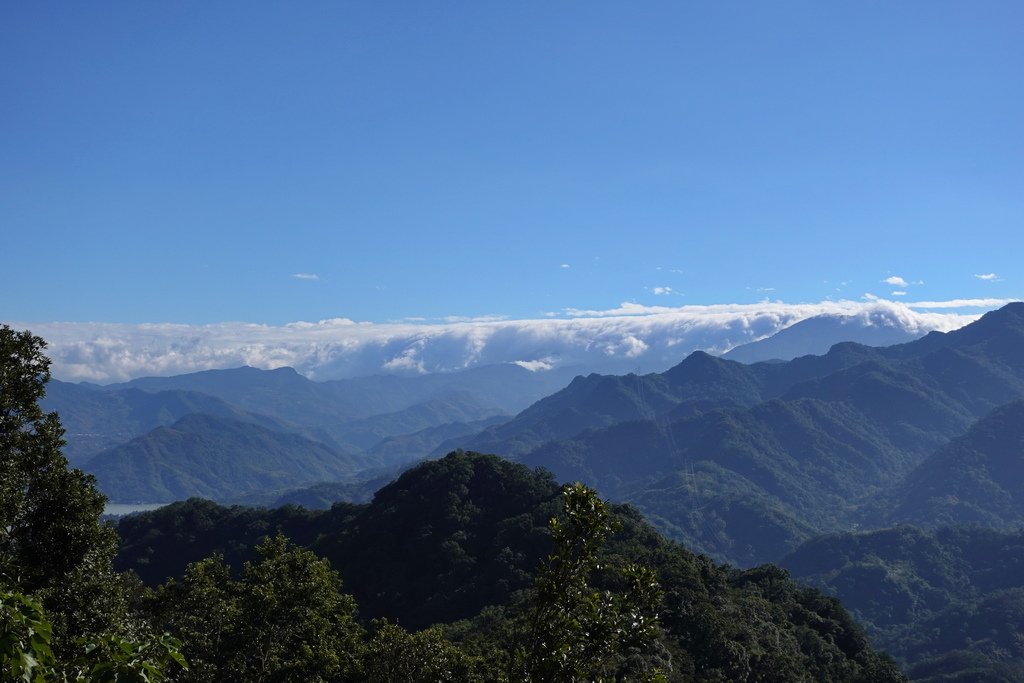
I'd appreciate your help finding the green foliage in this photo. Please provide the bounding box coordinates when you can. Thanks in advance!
[71,632,187,683]
[152,534,363,682]
[514,483,663,682]
[1,327,189,680]
[0,326,128,651]
[1,590,186,683]
[1,590,55,683]
[361,620,484,682]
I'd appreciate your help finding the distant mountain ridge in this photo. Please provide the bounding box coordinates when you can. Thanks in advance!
[86,413,373,502]
[723,309,928,363]
[447,303,1024,566]
[45,362,576,501]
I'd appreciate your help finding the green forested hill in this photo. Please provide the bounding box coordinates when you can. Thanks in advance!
[114,451,905,681]
[782,525,1024,682]
[884,400,1024,528]
[86,413,372,502]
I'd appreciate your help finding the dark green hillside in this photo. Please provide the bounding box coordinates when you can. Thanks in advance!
[523,397,903,564]
[886,400,1024,529]
[117,453,560,625]
[85,413,371,502]
[115,451,905,682]
[782,525,1024,682]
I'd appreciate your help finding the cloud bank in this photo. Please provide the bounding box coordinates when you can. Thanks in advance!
[9,299,1013,383]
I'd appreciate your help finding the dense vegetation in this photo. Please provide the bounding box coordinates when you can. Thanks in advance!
[116,452,905,681]
[783,525,1024,682]
[3,325,904,680]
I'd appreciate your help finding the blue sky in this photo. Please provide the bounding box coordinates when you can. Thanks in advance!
[2,2,1021,327]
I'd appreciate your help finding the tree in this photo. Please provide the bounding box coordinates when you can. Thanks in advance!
[1,326,187,682]
[154,534,365,683]
[361,620,484,682]
[514,483,665,682]
[0,325,126,649]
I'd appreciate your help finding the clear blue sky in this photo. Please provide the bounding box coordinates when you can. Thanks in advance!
[2,1,1021,325]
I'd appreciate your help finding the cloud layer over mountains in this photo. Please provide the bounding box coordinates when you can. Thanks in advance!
[13,299,1009,383]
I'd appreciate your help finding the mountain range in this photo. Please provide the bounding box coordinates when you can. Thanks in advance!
[722,308,929,363]
[444,303,1024,566]
[44,362,580,501]
[44,302,1024,566]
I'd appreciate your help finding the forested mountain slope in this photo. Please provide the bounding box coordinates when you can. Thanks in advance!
[450,303,1024,566]
[882,400,1024,529]
[783,525,1024,682]
[86,413,372,502]
[114,451,905,682]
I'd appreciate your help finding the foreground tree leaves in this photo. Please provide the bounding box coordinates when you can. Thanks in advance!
[1,326,186,681]
[152,534,363,683]
[514,483,665,682]
[0,326,127,651]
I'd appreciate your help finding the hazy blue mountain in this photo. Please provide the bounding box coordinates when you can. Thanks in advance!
[105,366,366,448]
[84,413,371,502]
[333,390,507,451]
[451,303,1024,566]
[94,362,575,455]
[723,311,926,364]
[320,362,582,416]
[42,380,276,464]
[229,471,400,508]
[113,362,577,421]
[366,414,507,464]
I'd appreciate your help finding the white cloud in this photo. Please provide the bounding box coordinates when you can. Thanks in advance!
[975,273,1000,281]
[891,290,907,296]
[292,273,320,281]
[906,298,1016,309]
[884,276,908,287]
[9,297,1005,383]
[512,359,556,372]
[651,287,673,295]
[560,263,571,269]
